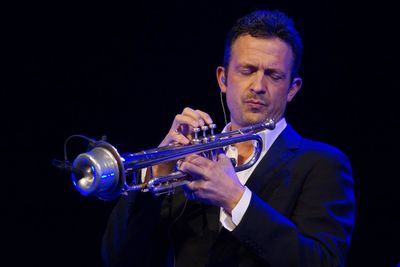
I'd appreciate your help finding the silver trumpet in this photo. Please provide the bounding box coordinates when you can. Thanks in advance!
[67,119,275,200]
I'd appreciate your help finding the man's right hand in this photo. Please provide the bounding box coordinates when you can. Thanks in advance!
[145,107,213,179]
[159,107,214,147]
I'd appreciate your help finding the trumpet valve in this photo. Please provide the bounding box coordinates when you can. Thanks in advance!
[192,128,201,144]
[209,123,217,141]
[201,125,209,143]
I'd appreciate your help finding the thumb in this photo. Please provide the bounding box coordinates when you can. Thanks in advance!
[217,151,238,167]
[217,152,230,163]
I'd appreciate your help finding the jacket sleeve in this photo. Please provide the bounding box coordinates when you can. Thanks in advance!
[231,149,355,267]
[101,192,167,267]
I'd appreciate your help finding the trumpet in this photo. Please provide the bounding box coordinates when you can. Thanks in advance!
[55,119,275,200]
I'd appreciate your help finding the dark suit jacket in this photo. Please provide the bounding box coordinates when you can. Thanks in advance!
[101,124,355,267]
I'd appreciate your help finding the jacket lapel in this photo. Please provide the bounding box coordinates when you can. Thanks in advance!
[245,124,301,198]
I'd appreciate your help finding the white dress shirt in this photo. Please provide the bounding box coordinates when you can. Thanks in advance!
[220,118,287,231]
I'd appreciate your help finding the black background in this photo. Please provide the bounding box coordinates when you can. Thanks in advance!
[3,0,399,266]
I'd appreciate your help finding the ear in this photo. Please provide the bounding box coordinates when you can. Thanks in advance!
[216,66,227,93]
[287,77,302,102]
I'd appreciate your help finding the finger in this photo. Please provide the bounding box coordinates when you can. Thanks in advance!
[184,153,203,161]
[217,152,230,162]
[184,154,212,168]
[215,147,226,156]
[159,129,190,147]
[182,107,213,126]
[217,153,235,167]
[173,114,202,131]
[168,133,191,145]
[181,107,205,127]
[182,185,196,200]
[194,109,213,125]
[179,159,205,178]
[184,180,206,192]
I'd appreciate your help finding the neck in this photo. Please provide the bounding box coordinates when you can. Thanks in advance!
[235,140,254,165]
[228,122,252,165]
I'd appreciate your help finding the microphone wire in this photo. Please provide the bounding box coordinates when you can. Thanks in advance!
[219,91,228,126]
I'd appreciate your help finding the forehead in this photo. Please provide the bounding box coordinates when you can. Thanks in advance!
[230,35,293,70]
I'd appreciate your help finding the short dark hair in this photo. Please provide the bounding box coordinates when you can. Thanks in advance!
[223,10,303,79]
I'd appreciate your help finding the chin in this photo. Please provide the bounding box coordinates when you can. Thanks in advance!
[241,114,267,126]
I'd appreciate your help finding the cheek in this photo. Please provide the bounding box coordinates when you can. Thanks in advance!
[226,89,240,108]
[270,90,289,109]
[273,86,289,101]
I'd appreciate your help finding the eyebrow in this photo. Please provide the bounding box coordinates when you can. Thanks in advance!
[235,64,258,71]
[265,69,287,78]
[236,63,287,77]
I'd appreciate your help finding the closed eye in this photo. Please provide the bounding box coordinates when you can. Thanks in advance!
[237,65,257,75]
[264,69,286,81]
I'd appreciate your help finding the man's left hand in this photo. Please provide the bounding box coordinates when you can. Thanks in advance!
[179,153,245,214]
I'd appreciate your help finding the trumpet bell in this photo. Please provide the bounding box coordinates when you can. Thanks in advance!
[71,142,125,200]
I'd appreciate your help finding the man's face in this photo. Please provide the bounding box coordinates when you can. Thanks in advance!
[217,35,302,130]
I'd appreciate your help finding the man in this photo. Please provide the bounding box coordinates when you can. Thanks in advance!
[102,10,355,266]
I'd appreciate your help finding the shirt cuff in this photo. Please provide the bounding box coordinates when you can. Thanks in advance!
[220,186,252,231]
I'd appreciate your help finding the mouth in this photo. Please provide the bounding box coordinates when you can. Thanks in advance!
[244,99,267,109]
[245,99,265,105]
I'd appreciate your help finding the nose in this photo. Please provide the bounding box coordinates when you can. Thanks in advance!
[250,71,266,94]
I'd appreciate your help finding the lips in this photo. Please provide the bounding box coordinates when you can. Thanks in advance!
[244,99,266,106]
